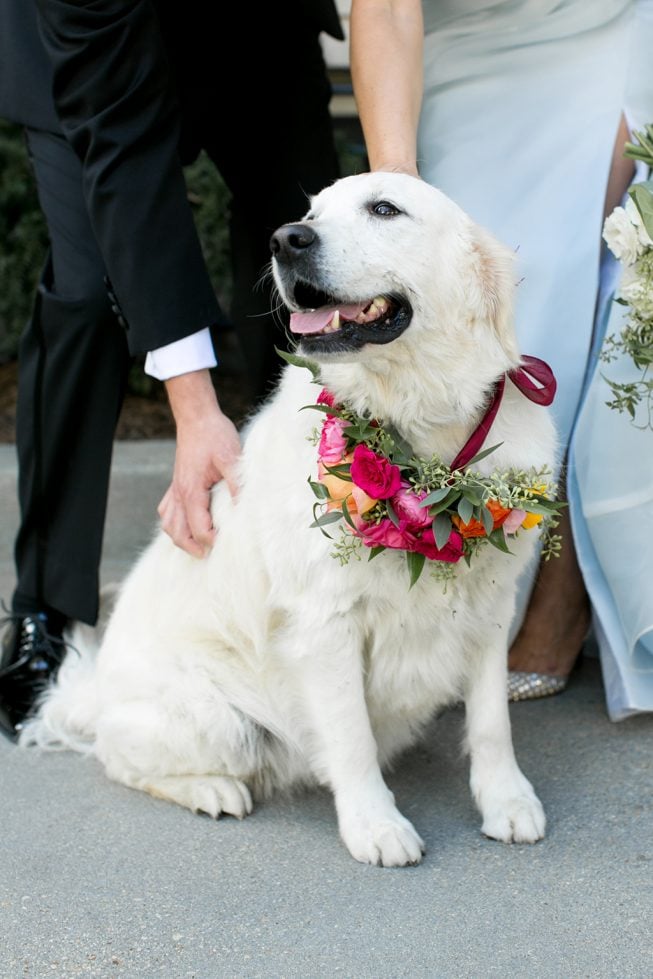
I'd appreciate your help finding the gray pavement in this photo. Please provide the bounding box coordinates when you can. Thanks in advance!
[1,441,652,979]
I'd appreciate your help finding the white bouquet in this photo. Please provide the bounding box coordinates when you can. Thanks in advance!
[601,125,653,427]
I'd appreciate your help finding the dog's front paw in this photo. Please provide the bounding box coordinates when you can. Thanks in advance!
[339,809,425,867]
[140,774,253,820]
[479,787,546,844]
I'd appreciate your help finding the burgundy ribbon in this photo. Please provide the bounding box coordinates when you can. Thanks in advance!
[449,355,556,472]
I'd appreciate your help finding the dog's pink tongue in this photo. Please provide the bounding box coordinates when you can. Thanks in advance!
[289,303,367,334]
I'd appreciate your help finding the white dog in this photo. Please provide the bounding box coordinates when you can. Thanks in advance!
[22,173,557,867]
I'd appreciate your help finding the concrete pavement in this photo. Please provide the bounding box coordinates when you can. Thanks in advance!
[0,440,651,979]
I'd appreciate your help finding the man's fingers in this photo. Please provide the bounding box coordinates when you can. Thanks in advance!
[185,488,216,551]
[158,485,208,558]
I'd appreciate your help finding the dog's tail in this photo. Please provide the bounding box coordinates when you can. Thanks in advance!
[18,584,119,754]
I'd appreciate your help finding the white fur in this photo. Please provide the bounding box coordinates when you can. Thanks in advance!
[21,173,557,866]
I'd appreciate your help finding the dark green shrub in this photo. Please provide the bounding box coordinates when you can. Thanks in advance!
[0,120,49,363]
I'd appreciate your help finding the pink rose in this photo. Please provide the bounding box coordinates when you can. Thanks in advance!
[357,518,413,550]
[391,482,432,530]
[318,416,351,465]
[502,509,527,534]
[350,444,402,500]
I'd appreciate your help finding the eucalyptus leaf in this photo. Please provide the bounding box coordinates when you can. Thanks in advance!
[481,504,495,535]
[428,488,460,516]
[308,477,330,500]
[419,485,451,507]
[433,513,453,550]
[462,487,484,507]
[457,495,474,524]
[406,550,426,588]
[309,511,344,529]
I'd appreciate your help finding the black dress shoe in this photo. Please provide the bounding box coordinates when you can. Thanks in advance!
[0,613,67,741]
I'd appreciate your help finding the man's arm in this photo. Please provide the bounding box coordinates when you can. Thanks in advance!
[35,0,241,555]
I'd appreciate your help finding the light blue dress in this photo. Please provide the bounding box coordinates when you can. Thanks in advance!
[417,0,653,718]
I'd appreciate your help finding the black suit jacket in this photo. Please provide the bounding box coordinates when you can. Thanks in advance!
[0,0,343,355]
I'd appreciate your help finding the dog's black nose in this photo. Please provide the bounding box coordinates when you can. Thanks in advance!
[270,223,317,260]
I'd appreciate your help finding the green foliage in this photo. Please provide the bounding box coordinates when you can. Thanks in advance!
[0,120,49,362]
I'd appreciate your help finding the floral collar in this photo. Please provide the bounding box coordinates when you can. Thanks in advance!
[279,348,563,586]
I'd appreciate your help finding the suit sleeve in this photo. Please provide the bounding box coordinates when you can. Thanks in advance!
[35,0,221,356]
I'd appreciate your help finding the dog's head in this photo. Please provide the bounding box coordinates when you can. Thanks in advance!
[270,172,520,372]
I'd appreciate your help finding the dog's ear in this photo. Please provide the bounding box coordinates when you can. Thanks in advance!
[470,226,521,363]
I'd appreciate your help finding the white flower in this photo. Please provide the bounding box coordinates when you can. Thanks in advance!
[618,261,653,319]
[625,196,653,250]
[603,205,645,265]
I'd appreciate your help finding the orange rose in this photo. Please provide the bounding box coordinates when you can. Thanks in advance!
[318,457,377,516]
[452,514,486,538]
[452,499,512,538]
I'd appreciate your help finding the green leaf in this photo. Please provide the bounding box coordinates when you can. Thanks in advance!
[418,485,451,507]
[480,504,495,536]
[628,182,653,241]
[368,546,385,561]
[433,513,453,550]
[427,488,461,516]
[275,346,321,380]
[406,550,426,588]
[308,478,330,500]
[341,496,358,530]
[309,504,340,540]
[383,424,416,459]
[386,499,400,528]
[488,527,513,554]
[462,487,484,507]
[322,463,353,481]
[457,495,474,524]
[461,442,504,469]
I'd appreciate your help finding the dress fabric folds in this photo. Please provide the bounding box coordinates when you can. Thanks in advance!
[417,0,653,717]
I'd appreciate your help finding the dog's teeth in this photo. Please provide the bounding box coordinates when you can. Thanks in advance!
[323,310,341,334]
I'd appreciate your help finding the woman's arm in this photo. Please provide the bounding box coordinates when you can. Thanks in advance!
[350,0,424,175]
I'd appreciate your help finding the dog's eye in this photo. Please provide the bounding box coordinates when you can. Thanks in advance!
[370,200,401,217]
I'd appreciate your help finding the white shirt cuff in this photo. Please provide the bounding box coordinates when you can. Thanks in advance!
[144,327,217,381]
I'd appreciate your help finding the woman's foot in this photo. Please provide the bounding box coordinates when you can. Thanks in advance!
[508,508,591,700]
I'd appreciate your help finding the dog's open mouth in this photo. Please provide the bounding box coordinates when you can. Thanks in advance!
[288,282,412,353]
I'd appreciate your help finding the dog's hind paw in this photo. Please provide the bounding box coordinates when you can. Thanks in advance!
[480,792,546,844]
[340,812,425,868]
[140,774,253,820]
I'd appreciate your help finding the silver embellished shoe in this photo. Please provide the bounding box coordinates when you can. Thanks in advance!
[507,671,568,702]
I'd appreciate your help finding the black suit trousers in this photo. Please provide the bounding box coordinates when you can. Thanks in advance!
[13,129,130,625]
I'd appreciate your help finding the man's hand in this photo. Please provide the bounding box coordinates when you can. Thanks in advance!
[158,369,241,557]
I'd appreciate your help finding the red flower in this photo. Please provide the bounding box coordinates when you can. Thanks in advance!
[411,527,463,563]
[350,444,402,500]
[317,388,337,409]
[356,518,463,565]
